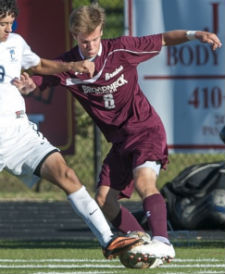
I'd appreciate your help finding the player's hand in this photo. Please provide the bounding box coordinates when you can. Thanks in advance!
[12,72,36,95]
[195,31,222,50]
[69,60,95,78]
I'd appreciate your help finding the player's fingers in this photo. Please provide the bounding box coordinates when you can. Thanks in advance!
[211,38,222,50]
[83,66,94,77]
[11,78,19,84]
[22,71,29,77]
[21,72,30,80]
[83,60,95,77]
[212,43,218,51]
[209,40,221,51]
[89,64,95,78]
[11,77,23,88]
[199,32,222,49]
[88,69,94,78]
[206,34,222,50]
[20,75,26,82]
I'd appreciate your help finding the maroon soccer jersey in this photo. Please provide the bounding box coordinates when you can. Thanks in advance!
[34,34,168,168]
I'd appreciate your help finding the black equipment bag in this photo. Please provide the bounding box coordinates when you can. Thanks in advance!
[161,161,225,230]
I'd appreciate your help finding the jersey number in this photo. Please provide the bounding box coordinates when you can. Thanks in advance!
[0,66,5,82]
[103,94,115,109]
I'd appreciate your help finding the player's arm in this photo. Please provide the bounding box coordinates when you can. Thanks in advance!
[30,59,95,77]
[162,30,222,50]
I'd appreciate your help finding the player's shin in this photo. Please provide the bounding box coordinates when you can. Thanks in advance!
[68,186,113,247]
[111,206,145,233]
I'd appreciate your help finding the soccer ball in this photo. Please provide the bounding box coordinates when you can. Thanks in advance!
[119,231,157,269]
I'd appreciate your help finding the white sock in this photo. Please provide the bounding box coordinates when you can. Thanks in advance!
[68,186,113,247]
[152,236,170,245]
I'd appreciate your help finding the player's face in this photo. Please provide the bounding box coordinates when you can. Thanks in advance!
[75,24,103,59]
[0,14,14,42]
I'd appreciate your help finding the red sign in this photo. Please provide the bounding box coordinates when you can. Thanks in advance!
[16,0,75,154]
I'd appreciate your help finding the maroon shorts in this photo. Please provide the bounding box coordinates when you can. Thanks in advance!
[97,130,168,199]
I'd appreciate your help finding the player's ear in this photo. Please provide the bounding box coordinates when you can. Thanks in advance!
[71,32,77,41]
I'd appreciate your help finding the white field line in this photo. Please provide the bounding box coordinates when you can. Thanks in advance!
[31,272,225,274]
[161,264,225,268]
[33,272,116,274]
[0,258,224,274]
[0,258,223,263]
[0,259,111,263]
[161,272,225,274]
[173,259,224,262]
[0,263,224,269]
[0,264,123,269]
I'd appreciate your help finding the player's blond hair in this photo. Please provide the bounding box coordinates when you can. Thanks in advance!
[69,3,105,36]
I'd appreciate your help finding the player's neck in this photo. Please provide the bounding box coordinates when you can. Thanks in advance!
[78,43,102,61]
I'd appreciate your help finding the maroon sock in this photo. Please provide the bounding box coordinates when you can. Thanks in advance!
[143,193,168,238]
[111,206,144,233]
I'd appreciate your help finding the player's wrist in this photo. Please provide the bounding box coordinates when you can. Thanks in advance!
[186,30,197,40]
[66,62,73,71]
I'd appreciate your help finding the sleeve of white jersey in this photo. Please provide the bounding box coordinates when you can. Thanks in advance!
[20,36,41,70]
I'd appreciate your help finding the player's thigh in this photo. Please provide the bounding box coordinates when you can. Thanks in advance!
[133,161,161,198]
[97,146,134,199]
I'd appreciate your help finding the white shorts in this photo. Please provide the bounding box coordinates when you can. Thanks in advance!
[133,161,161,176]
[0,115,59,188]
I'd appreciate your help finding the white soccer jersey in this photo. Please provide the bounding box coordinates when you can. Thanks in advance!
[0,33,40,124]
[0,33,58,186]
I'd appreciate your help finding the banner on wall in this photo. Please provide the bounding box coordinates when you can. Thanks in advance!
[16,0,75,154]
[124,0,225,153]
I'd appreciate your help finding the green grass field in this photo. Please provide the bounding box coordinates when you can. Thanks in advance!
[0,240,224,274]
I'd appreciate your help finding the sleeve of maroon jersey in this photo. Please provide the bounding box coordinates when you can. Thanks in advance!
[32,74,61,91]
[114,34,162,66]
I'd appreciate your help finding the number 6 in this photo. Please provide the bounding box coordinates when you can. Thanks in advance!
[103,94,115,109]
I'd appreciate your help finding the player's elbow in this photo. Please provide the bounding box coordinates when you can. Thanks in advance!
[30,63,42,74]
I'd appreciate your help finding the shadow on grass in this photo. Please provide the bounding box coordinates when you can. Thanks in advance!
[0,239,224,249]
[172,240,225,248]
[0,239,99,249]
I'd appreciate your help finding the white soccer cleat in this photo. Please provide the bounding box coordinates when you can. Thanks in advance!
[127,239,175,261]
[149,258,164,268]
[119,231,164,269]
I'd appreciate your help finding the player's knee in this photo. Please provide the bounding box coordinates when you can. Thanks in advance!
[64,167,80,185]
[55,166,82,194]
[134,169,159,198]
[54,165,80,188]
[96,192,117,215]
[135,183,159,199]
[96,192,113,211]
